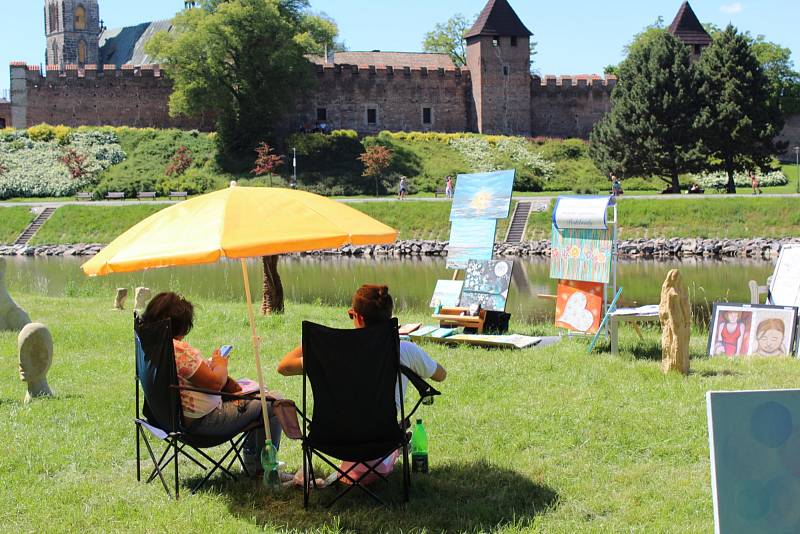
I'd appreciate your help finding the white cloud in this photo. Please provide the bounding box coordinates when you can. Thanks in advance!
[720,2,744,14]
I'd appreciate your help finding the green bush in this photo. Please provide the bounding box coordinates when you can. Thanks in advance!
[156,168,222,196]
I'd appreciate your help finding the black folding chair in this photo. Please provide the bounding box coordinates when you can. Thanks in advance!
[134,316,275,499]
[273,318,441,508]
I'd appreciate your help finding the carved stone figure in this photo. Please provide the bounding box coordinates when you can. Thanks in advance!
[19,323,54,403]
[134,287,152,312]
[659,269,691,375]
[0,258,32,332]
[114,288,129,310]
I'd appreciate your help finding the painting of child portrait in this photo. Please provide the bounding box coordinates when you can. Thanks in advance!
[708,304,798,357]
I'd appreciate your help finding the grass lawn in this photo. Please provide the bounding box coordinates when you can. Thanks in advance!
[29,205,167,245]
[0,206,36,243]
[2,293,797,532]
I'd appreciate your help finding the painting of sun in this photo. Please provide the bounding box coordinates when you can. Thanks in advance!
[450,170,515,221]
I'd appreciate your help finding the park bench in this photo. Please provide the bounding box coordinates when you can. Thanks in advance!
[75,192,92,201]
[136,191,157,201]
[169,191,188,201]
[105,192,125,201]
[434,188,447,198]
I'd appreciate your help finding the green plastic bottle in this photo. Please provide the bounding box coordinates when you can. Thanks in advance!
[411,419,429,473]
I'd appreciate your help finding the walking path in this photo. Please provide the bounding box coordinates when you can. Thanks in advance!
[1,193,799,209]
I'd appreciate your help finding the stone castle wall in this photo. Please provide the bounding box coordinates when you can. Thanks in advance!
[294,64,473,134]
[777,113,800,162]
[0,100,10,128]
[9,63,211,130]
[530,75,615,138]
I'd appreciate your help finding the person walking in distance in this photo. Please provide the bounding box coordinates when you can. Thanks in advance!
[398,176,408,200]
[750,171,762,195]
[445,176,454,199]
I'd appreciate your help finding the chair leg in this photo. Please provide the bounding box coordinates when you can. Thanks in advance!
[139,428,172,498]
[174,436,180,500]
[135,423,141,482]
[402,443,411,503]
[302,444,310,509]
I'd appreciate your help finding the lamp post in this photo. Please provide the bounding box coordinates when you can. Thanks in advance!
[292,147,297,189]
[795,146,800,194]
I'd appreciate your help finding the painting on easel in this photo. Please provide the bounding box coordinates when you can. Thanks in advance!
[458,259,514,311]
[549,226,613,284]
[450,170,515,221]
[446,219,497,269]
[555,280,604,334]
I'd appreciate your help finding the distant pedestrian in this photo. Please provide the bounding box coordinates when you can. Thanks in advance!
[445,176,453,199]
[750,171,762,195]
[611,175,623,196]
[398,176,407,200]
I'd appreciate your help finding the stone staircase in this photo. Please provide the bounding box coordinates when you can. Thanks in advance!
[504,201,532,243]
[13,207,57,246]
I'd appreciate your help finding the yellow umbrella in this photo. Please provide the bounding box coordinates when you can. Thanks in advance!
[82,186,397,472]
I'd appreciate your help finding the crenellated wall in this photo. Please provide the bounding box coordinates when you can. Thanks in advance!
[9,62,212,130]
[0,100,10,128]
[294,64,474,134]
[778,113,800,163]
[530,75,615,138]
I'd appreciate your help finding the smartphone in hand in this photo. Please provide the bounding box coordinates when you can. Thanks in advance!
[219,345,234,358]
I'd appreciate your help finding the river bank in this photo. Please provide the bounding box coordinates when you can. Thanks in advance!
[2,236,795,259]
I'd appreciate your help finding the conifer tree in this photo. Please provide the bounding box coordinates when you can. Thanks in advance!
[589,31,703,193]
[695,25,785,193]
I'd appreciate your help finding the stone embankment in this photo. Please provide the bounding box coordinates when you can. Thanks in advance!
[2,238,797,259]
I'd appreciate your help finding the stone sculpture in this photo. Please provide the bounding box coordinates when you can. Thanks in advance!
[0,258,32,332]
[134,287,152,312]
[659,269,691,375]
[19,323,54,403]
[114,288,129,310]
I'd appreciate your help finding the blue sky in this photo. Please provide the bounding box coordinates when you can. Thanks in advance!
[1,0,798,95]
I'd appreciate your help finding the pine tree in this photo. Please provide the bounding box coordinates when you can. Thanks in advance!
[589,31,703,193]
[695,25,785,194]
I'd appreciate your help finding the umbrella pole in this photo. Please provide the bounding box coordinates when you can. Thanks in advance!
[240,259,272,443]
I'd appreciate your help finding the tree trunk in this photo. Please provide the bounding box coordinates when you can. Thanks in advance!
[725,159,736,194]
[261,255,284,315]
[670,172,681,194]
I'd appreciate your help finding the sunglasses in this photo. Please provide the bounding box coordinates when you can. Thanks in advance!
[348,309,356,320]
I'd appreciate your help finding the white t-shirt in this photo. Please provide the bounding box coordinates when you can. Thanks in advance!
[396,341,439,411]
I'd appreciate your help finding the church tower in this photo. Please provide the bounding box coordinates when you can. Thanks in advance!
[465,0,533,136]
[45,0,101,67]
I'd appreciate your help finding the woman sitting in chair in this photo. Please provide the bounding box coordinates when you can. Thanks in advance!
[277,284,446,484]
[142,292,282,474]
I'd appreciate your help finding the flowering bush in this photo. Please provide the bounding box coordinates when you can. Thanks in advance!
[690,170,789,189]
[449,136,555,191]
[0,130,125,198]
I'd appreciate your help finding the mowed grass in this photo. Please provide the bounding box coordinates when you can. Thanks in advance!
[2,293,799,532]
[0,206,36,243]
[29,205,167,245]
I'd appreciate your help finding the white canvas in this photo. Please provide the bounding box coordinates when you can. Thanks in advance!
[770,245,800,307]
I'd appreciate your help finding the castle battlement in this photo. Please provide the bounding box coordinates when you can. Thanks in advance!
[314,63,469,81]
[532,75,616,90]
[11,62,162,81]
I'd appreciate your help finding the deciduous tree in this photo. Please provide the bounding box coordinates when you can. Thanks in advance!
[590,32,703,193]
[358,145,393,197]
[422,14,470,66]
[695,25,785,193]
[252,142,284,186]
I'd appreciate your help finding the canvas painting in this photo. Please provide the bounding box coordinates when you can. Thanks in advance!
[707,303,798,357]
[450,170,515,221]
[549,226,613,284]
[459,259,514,311]
[555,280,604,334]
[769,245,800,307]
[446,218,497,270]
[707,389,800,533]
[429,280,464,308]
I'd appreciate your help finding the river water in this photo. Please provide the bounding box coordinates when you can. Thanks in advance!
[3,256,773,326]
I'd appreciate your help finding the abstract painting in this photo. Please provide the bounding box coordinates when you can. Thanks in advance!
[458,259,514,311]
[450,170,515,221]
[555,280,604,334]
[446,218,497,269]
[707,389,800,533]
[549,226,613,284]
[708,303,798,357]
[429,280,464,308]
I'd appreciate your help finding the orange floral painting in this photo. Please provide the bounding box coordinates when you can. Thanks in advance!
[555,280,604,334]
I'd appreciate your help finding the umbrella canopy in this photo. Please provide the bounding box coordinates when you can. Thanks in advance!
[82,187,398,276]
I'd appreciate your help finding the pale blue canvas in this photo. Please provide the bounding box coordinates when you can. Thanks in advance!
[450,170,515,221]
[446,219,497,270]
[707,390,800,533]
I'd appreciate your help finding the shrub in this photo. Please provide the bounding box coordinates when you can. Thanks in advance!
[157,168,221,196]
[449,136,554,191]
[165,145,193,176]
[27,124,58,142]
[690,170,789,189]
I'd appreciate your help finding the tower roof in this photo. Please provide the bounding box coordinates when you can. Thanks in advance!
[465,0,532,39]
[667,1,712,46]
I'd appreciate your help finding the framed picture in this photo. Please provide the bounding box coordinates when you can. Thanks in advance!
[707,303,798,357]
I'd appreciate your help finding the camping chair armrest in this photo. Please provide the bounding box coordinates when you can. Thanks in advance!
[170,384,281,402]
[400,364,441,425]
[271,399,307,440]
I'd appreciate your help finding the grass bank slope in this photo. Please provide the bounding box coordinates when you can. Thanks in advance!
[0,206,36,243]
[29,205,166,245]
[1,294,795,531]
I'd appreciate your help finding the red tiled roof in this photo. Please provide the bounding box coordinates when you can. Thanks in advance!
[668,1,712,46]
[465,0,533,39]
[312,51,455,69]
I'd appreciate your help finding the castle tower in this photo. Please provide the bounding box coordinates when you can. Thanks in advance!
[667,1,712,61]
[465,0,532,136]
[45,0,101,67]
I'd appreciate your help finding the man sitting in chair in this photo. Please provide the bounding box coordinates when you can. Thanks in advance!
[277,284,447,484]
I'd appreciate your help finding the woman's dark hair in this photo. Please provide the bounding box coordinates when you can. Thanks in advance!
[142,292,194,338]
[352,285,393,327]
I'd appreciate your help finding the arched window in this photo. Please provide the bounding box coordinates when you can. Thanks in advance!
[78,40,87,64]
[74,5,86,30]
[52,44,59,66]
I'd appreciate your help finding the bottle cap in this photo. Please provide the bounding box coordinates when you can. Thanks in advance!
[416,419,422,424]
